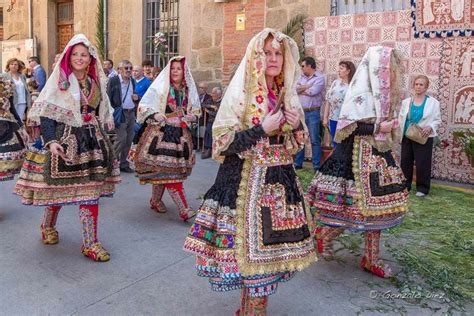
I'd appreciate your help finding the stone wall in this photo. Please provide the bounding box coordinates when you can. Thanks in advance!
[185,0,225,88]
[186,0,332,85]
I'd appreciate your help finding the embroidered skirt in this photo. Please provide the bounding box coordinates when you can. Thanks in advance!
[184,141,316,297]
[0,117,26,181]
[134,121,195,185]
[306,135,408,232]
[14,119,120,206]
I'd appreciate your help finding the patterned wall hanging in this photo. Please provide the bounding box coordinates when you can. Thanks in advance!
[433,37,474,183]
[411,0,473,38]
[304,10,474,183]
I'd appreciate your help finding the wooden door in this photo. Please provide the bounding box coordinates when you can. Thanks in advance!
[57,0,74,53]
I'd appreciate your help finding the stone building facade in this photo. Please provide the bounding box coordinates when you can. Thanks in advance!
[0,0,329,85]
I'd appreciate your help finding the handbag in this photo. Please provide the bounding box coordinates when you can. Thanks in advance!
[406,123,428,145]
[113,80,131,126]
[113,106,125,126]
[405,98,428,145]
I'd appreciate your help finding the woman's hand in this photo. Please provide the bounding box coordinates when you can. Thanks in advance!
[322,117,329,128]
[379,120,394,133]
[421,126,432,137]
[184,114,196,122]
[106,120,115,131]
[283,107,301,129]
[262,111,284,134]
[49,142,68,161]
[19,128,29,143]
[153,113,166,123]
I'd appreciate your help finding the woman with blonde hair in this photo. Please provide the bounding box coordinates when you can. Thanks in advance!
[184,29,316,314]
[399,74,441,197]
[4,58,31,121]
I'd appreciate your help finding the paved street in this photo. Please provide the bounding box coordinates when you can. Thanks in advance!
[0,157,455,315]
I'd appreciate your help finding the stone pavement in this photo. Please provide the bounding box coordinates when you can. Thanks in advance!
[0,157,456,315]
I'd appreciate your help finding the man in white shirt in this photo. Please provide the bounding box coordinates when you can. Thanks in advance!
[107,60,138,172]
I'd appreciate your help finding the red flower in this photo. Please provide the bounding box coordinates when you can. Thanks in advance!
[180,121,188,129]
[252,116,260,125]
[255,95,264,104]
[83,113,92,122]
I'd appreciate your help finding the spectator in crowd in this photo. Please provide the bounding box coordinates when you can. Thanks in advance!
[193,82,212,149]
[4,58,31,121]
[294,56,326,171]
[142,59,154,80]
[132,64,152,137]
[399,75,441,197]
[107,60,138,172]
[103,59,118,78]
[201,86,222,159]
[197,82,212,106]
[27,56,47,92]
[152,66,162,79]
[132,65,152,102]
[323,60,356,147]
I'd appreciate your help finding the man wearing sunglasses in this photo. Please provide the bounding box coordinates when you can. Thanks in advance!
[107,60,138,173]
[294,56,326,172]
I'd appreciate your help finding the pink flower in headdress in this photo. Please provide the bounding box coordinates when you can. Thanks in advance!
[255,95,264,104]
[252,116,261,125]
[256,60,263,71]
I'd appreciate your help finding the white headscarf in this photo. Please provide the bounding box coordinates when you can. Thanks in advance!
[335,46,402,152]
[137,56,200,124]
[28,34,113,127]
[212,28,304,161]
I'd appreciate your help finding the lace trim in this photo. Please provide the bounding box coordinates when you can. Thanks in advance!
[334,122,357,144]
[29,101,83,127]
[212,126,237,163]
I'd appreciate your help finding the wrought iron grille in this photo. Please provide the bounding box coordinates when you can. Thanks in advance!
[335,0,411,15]
[145,0,179,68]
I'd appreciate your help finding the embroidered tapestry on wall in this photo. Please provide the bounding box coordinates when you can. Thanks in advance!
[411,0,473,38]
[433,37,474,183]
[304,10,474,183]
[304,10,442,99]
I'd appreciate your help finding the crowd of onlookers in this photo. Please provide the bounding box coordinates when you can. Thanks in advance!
[2,54,440,196]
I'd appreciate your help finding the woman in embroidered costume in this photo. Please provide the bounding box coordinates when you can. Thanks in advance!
[13,34,120,262]
[135,56,200,221]
[0,76,27,182]
[306,46,408,278]
[183,29,316,315]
